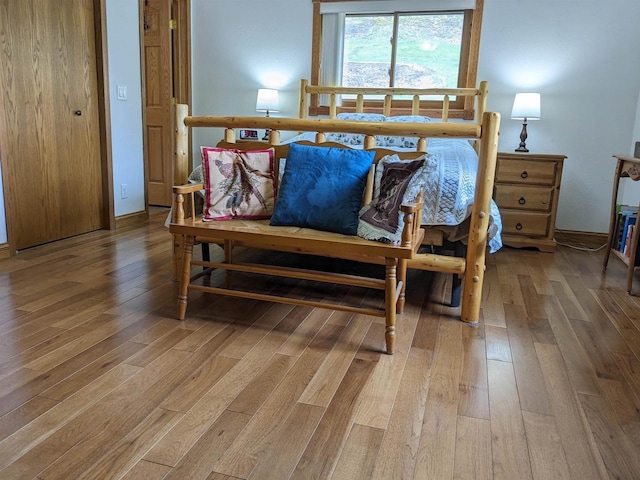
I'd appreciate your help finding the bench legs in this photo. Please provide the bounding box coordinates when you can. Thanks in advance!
[175,237,407,355]
[224,240,233,288]
[397,258,407,314]
[385,258,398,355]
[177,235,195,320]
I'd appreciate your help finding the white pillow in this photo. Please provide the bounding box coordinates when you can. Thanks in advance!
[377,115,431,148]
[386,115,431,123]
[325,112,386,145]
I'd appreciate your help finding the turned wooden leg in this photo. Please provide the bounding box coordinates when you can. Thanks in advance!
[177,235,194,320]
[224,239,233,289]
[384,257,398,354]
[172,233,184,282]
[397,258,407,314]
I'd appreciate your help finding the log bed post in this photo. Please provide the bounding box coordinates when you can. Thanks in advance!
[173,104,190,281]
[475,81,489,124]
[461,111,500,323]
[299,79,308,119]
[175,104,189,186]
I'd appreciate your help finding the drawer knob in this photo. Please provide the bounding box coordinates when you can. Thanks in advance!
[520,171,528,179]
[515,222,523,231]
[518,197,526,205]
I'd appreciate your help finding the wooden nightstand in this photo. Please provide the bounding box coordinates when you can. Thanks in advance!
[494,152,565,252]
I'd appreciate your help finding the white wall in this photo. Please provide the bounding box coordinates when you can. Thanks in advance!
[479,0,640,233]
[191,0,313,156]
[106,0,145,217]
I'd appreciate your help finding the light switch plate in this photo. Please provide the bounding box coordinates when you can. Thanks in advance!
[117,85,127,101]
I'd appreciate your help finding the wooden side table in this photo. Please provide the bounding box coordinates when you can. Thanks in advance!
[603,154,640,293]
[494,152,565,252]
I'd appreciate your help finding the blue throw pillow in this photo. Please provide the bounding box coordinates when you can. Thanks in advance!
[270,143,374,235]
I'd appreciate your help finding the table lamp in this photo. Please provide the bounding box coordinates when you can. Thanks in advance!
[256,88,279,141]
[511,93,540,152]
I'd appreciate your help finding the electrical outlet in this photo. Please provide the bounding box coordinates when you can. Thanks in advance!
[120,184,128,199]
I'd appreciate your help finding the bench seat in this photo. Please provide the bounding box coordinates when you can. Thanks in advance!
[170,184,424,354]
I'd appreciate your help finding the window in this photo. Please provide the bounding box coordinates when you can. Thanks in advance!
[343,13,465,89]
[310,0,484,118]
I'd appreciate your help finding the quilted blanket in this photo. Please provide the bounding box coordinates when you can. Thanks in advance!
[412,138,502,253]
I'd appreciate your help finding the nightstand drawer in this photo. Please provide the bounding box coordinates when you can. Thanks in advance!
[496,159,557,186]
[494,185,553,212]
[501,211,550,236]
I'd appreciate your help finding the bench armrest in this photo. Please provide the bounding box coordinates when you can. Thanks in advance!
[173,183,204,194]
[172,183,204,222]
[400,189,424,248]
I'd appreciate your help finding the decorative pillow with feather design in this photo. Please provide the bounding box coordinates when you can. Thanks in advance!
[201,147,276,220]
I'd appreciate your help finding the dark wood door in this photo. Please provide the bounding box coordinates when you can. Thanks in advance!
[0,0,104,250]
[143,0,174,206]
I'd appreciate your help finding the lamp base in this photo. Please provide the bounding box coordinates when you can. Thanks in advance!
[515,121,529,153]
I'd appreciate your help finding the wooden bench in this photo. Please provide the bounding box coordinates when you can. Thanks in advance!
[171,180,424,355]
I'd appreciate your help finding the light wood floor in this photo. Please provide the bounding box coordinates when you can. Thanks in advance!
[0,208,639,480]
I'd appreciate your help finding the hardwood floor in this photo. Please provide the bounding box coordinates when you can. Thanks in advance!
[0,208,639,479]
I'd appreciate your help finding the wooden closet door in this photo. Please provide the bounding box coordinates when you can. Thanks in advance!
[0,0,104,251]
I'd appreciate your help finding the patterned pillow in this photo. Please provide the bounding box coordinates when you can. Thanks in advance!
[359,159,425,240]
[358,154,436,243]
[270,143,374,235]
[201,147,275,220]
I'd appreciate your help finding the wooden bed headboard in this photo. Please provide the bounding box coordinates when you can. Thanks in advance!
[175,79,491,187]
[298,79,488,122]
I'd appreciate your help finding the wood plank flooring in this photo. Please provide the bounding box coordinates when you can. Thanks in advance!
[0,208,639,479]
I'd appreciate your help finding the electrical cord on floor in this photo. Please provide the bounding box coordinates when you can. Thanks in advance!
[555,240,607,252]
[555,229,607,252]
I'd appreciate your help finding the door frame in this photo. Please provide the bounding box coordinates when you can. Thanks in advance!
[0,0,115,255]
[96,0,116,232]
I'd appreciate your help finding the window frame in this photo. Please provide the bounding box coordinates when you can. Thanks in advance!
[310,0,484,120]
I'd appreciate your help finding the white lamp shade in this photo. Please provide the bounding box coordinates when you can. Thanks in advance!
[256,88,279,113]
[511,93,540,120]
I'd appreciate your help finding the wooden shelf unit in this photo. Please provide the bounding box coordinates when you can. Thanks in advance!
[494,152,565,252]
[603,154,640,294]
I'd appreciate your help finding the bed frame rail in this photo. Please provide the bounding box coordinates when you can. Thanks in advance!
[299,79,489,123]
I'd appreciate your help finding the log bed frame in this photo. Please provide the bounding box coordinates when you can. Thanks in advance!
[170,81,500,354]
